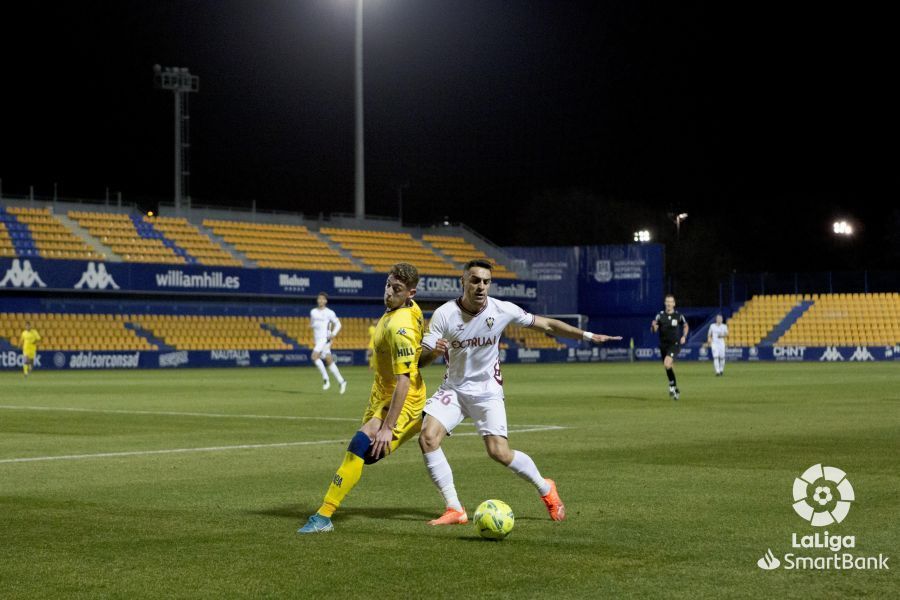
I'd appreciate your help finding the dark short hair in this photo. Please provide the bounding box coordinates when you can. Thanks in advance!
[464,259,493,272]
[317,292,328,299]
[389,262,419,289]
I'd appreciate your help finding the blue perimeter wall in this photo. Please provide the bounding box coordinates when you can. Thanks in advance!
[3,344,897,372]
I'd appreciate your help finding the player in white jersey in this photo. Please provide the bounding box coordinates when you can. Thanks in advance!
[310,292,347,394]
[707,314,728,376]
[417,259,621,525]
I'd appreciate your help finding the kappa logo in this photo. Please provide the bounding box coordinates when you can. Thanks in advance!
[848,346,874,362]
[792,464,854,526]
[74,262,120,290]
[819,347,844,362]
[0,259,47,288]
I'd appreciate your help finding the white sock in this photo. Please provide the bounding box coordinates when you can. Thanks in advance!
[314,359,328,381]
[423,448,462,511]
[507,450,551,496]
[327,362,345,384]
[720,359,725,373]
[713,358,720,373]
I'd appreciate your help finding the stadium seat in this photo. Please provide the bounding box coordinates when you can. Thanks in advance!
[726,295,803,347]
[320,228,459,276]
[777,293,900,346]
[203,220,360,271]
[422,234,518,278]
[1,206,104,261]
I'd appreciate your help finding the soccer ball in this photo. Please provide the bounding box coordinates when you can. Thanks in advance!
[473,499,515,540]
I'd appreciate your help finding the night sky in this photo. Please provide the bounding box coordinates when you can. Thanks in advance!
[1,1,895,301]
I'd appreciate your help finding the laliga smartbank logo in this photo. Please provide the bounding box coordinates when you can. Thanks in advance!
[792,463,853,526]
[756,464,889,572]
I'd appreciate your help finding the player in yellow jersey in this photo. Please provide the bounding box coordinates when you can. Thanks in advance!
[20,321,41,378]
[298,263,426,534]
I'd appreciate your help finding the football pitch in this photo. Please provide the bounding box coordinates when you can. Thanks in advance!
[1,362,896,599]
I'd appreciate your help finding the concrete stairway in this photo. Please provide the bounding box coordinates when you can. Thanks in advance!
[56,212,121,261]
[260,323,303,350]
[196,223,254,267]
[761,300,815,345]
[310,230,370,272]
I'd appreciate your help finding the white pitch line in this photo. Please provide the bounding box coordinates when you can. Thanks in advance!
[0,426,568,465]
[0,439,347,464]
[0,405,359,422]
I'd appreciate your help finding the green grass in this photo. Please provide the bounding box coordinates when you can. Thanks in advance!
[1,362,897,599]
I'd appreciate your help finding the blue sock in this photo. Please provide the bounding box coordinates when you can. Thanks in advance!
[347,431,371,459]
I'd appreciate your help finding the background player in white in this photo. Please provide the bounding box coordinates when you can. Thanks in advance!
[417,259,621,525]
[707,313,728,376]
[310,292,347,393]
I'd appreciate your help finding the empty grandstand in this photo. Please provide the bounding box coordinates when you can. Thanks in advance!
[423,234,518,278]
[1,310,564,355]
[147,216,242,267]
[69,211,186,264]
[777,293,900,347]
[725,294,804,347]
[1,313,155,352]
[321,227,457,276]
[1,199,895,368]
[1,206,102,261]
[203,220,360,271]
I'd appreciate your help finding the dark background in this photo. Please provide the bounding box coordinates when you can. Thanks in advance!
[0,1,895,303]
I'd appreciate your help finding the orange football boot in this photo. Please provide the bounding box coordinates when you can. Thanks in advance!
[428,507,469,526]
[541,479,566,521]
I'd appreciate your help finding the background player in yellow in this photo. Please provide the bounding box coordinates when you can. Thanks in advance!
[298,263,426,534]
[20,321,41,377]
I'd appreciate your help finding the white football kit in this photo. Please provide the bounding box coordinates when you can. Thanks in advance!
[310,307,341,355]
[708,323,728,358]
[422,297,535,437]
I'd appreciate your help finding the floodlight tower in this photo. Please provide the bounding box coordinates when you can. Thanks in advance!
[154,65,199,214]
[354,0,365,219]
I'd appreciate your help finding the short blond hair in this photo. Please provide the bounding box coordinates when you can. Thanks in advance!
[390,262,419,289]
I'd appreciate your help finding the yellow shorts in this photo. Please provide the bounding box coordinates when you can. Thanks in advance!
[23,349,36,360]
[362,390,425,452]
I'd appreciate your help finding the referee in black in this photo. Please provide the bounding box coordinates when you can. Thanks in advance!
[650,294,689,400]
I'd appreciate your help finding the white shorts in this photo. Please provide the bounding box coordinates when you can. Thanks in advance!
[313,338,332,356]
[711,343,726,359]
[423,387,508,437]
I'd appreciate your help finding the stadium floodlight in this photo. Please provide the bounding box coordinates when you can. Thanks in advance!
[671,212,688,239]
[354,0,365,219]
[633,230,651,243]
[833,220,853,236]
[153,65,199,215]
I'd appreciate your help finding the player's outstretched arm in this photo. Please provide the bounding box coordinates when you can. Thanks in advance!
[370,373,411,459]
[530,315,622,344]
